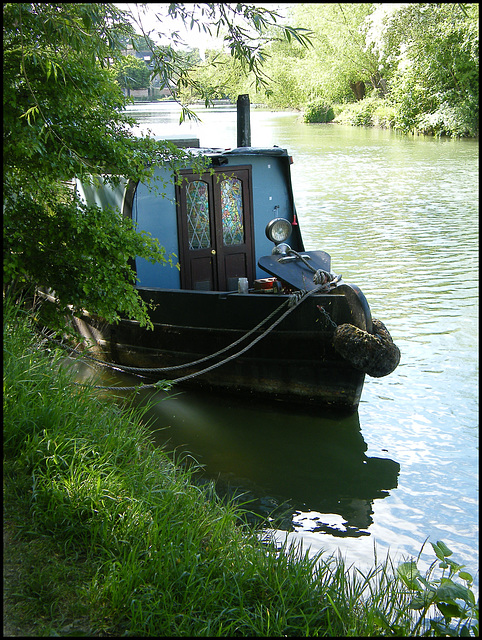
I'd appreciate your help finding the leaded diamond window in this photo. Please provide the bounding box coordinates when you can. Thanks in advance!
[186,180,211,249]
[221,177,244,246]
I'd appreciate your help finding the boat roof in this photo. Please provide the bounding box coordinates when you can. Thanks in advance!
[154,135,289,158]
[188,146,290,158]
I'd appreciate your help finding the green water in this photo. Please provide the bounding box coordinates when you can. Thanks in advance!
[82,103,479,578]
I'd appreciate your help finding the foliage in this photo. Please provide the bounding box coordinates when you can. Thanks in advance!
[291,3,381,100]
[255,3,381,108]
[3,3,311,330]
[304,101,335,123]
[188,3,478,138]
[396,541,478,636]
[334,96,389,128]
[371,102,397,130]
[3,3,196,328]
[183,47,269,103]
[113,55,151,91]
[253,37,312,108]
[128,3,312,116]
[365,3,479,136]
[3,177,174,329]
[187,3,379,108]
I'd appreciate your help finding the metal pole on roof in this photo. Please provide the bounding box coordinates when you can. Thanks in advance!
[236,94,251,147]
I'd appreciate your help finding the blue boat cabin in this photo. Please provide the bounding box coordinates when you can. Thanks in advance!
[76,143,304,293]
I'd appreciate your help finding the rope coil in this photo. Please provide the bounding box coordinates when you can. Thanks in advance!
[284,248,342,293]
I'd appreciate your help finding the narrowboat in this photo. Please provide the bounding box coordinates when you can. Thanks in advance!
[70,95,400,413]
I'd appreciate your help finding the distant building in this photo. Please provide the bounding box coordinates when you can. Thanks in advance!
[123,46,173,99]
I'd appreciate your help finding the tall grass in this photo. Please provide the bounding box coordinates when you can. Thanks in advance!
[4,294,478,636]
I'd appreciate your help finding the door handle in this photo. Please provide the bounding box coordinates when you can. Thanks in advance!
[211,249,216,255]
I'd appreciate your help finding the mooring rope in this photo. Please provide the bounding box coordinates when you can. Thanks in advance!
[285,248,342,292]
[38,296,292,375]
[58,286,331,392]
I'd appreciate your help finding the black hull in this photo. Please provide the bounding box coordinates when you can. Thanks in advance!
[72,286,371,413]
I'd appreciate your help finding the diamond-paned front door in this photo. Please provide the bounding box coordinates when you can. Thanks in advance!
[176,167,254,290]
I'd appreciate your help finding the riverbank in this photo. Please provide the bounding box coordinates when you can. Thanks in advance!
[129,95,478,138]
[3,295,478,636]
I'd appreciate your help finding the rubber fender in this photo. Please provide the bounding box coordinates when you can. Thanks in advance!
[332,318,401,378]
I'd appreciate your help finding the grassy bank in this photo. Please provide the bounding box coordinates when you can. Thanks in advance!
[3,296,478,636]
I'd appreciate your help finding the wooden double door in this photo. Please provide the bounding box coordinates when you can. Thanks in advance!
[176,166,255,291]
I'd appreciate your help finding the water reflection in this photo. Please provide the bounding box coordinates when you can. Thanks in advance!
[68,357,400,539]
[137,387,400,538]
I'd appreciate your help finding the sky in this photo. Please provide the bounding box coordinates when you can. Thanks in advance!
[117,2,291,58]
[118,3,228,57]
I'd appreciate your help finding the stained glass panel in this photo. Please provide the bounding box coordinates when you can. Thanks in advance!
[221,177,244,245]
[186,181,210,249]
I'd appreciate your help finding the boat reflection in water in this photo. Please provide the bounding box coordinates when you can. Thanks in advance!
[138,387,400,539]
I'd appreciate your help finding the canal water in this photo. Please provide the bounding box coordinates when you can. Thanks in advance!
[80,102,479,580]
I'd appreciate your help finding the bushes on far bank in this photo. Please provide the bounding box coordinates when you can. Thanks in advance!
[303,101,335,123]
[303,97,397,131]
[304,93,477,138]
[334,96,395,129]
[326,94,475,137]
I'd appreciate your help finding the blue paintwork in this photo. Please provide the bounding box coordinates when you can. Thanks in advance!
[133,167,182,289]
[232,153,295,276]
[134,148,298,288]
[77,146,300,290]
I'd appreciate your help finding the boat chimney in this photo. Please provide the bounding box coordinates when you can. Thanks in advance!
[237,94,251,147]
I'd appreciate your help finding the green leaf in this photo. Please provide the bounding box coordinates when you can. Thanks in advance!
[372,610,391,630]
[458,571,473,583]
[397,561,422,590]
[436,579,473,604]
[431,540,453,560]
[409,595,430,610]
[21,105,40,125]
[445,559,466,576]
[436,601,464,619]
[418,575,435,590]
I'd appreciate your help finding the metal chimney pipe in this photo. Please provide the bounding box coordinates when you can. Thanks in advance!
[236,94,251,147]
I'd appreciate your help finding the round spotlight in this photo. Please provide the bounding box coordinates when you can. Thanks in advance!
[265,218,292,244]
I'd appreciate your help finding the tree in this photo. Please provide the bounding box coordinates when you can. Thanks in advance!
[183,48,255,103]
[365,3,479,136]
[3,3,312,328]
[191,3,382,109]
[3,3,189,328]
[128,3,312,118]
[277,3,381,105]
[113,55,151,94]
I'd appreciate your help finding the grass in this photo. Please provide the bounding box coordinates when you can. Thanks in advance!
[3,293,478,636]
